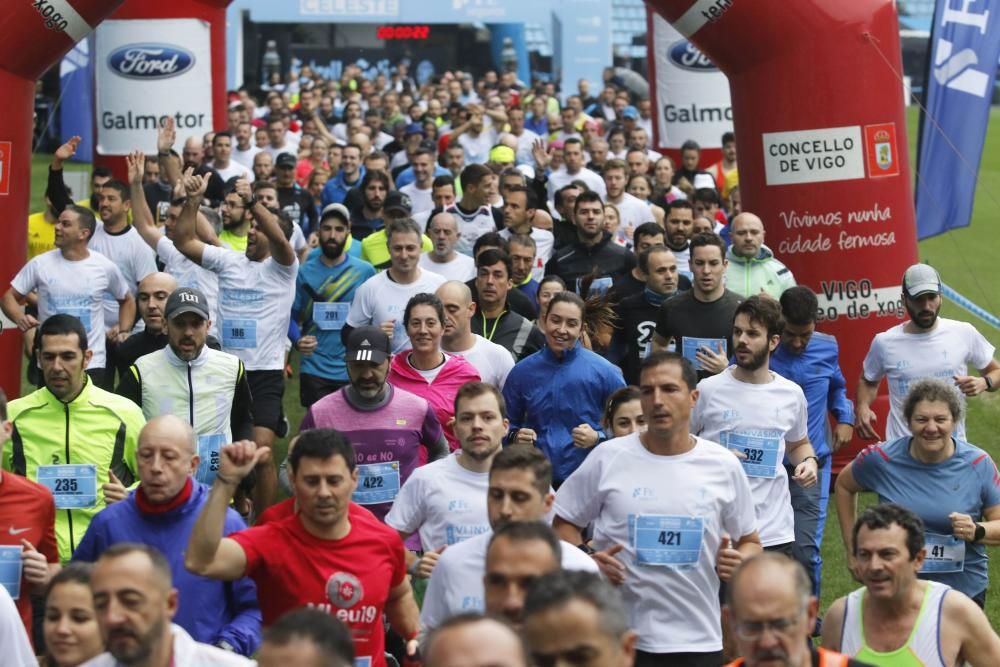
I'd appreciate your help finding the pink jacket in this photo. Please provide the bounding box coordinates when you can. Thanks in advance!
[388,352,481,451]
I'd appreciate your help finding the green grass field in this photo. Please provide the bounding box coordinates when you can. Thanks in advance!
[26,106,1000,626]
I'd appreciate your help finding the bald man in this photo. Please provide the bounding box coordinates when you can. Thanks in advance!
[436,281,514,389]
[423,614,527,667]
[724,212,796,299]
[73,416,262,656]
[723,553,867,667]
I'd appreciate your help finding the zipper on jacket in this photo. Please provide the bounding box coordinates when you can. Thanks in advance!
[64,402,74,551]
[187,363,195,426]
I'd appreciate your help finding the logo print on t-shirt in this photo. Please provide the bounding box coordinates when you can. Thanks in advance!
[327,571,364,608]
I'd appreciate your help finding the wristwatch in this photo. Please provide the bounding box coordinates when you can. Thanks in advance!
[215,640,236,652]
[802,455,820,467]
[973,523,986,543]
[578,543,596,555]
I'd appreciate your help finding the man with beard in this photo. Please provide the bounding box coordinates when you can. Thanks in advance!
[89,544,254,666]
[252,152,273,183]
[419,211,476,281]
[173,171,297,511]
[292,204,375,407]
[691,295,819,559]
[117,288,253,486]
[665,200,696,277]
[219,184,253,252]
[350,170,391,240]
[545,191,630,295]
[386,382,506,579]
[856,263,998,443]
[275,153,318,235]
[298,327,449,527]
[651,233,742,379]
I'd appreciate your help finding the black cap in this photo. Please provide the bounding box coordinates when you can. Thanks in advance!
[165,287,210,320]
[384,191,412,215]
[346,326,391,364]
[276,152,297,169]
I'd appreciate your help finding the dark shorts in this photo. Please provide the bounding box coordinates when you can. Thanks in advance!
[300,373,348,408]
[247,370,286,432]
[634,649,723,667]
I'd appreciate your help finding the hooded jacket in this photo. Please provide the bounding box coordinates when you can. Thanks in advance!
[725,245,796,298]
[73,480,261,656]
[388,352,481,450]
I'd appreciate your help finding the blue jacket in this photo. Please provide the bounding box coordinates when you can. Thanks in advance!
[503,341,625,483]
[394,163,450,188]
[769,331,854,461]
[320,165,366,208]
[73,481,262,656]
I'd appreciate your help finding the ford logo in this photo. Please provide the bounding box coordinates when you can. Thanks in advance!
[667,40,717,72]
[108,44,194,80]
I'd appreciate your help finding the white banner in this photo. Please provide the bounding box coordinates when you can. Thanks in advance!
[650,12,733,150]
[96,19,213,156]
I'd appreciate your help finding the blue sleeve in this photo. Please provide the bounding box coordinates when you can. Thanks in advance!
[215,512,263,656]
[502,369,527,439]
[975,453,1000,510]
[850,445,887,491]
[288,319,301,345]
[71,517,105,563]
[320,181,336,209]
[826,340,855,425]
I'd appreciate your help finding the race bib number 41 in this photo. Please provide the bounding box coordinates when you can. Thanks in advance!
[921,532,965,574]
[37,464,98,508]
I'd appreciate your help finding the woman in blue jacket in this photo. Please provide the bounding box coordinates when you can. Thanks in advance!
[503,291,626,485]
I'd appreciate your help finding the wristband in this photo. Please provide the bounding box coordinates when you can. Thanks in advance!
[801,455,819,467]
[407,558,422,578]
[974,523,986,543]
[985,376,993,391]
[578,543,596,555]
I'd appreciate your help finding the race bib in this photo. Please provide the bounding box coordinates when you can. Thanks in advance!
[681,337,727,371]
[632,515,704,567]
[0,546,22,600]
[921,532,965,574]
[222,319,258,349]
[721,430,781,478]
[577,276,613,296]
[37,464,98,509]
[353,462,401,505]
[196,434,226,485]
[313,302,350,331]
[354,658,372,667]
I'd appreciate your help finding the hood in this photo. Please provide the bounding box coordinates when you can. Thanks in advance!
[726,243,775,265]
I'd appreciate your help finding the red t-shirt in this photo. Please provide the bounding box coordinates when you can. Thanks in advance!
[231,503,406,667]
[0,472,58,639]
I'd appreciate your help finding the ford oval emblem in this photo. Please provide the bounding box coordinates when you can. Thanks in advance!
[667,40,717,72]
[108,43,195,80]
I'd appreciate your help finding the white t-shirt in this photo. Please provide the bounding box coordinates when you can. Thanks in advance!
[11,250,128,370]
[546,166,607,201]
[554,433,757,654]
[231,145,261,169]
[669,243,691,277]
[0,586,34,667]
[89,222,158,327]
[212,160,254,183]
[346,268,446,352]
[690,368,807,548]
[418,253,476,282]
[862,318,995,441]
[385,452,491,549]
[400,182,434,215]
[263,135,300,160]
[420,531,599,636]
[608,192,657,232]
[200,245,297,370]
[499,227,554,281]
[156,237,221,337]
[413,209,433,234]
[457,129,498,165]
[443,203,499,258]
[513,129,541,165]
[450,334,515,388]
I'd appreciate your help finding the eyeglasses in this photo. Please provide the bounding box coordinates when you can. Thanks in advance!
[733,615,800,640]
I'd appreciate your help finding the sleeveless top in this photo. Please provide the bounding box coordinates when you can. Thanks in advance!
[841,581,949,667]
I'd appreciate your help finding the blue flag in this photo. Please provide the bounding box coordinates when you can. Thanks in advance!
[59,39,94,163]
[915,0,1000,239]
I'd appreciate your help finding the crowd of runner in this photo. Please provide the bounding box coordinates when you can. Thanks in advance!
[1,61,1000,667]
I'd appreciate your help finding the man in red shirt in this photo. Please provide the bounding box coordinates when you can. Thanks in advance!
[186,428,420,667]
[0,389,59,640]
